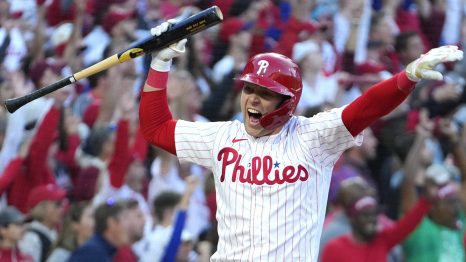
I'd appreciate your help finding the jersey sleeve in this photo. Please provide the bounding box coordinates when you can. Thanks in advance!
[175,120,230,169]
[299,106,363,167]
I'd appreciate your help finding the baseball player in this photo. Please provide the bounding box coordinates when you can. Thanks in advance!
[139,21,463,261]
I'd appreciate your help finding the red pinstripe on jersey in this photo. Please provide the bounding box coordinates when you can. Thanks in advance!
[175,107,362,261]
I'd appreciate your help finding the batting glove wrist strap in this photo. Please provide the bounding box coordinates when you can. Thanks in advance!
[406,45,463,82]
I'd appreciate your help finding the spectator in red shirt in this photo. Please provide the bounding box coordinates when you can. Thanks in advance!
[321,182,438,262]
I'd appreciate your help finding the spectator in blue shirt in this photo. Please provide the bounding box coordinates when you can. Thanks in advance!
[68,199,130,262]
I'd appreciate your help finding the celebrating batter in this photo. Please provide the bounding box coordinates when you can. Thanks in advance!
[139,21,463,261]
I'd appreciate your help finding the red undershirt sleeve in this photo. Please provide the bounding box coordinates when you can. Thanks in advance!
[342,71,416,136]
[139,69,177,155]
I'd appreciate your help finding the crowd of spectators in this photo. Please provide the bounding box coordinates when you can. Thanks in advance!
[0,0,465,261]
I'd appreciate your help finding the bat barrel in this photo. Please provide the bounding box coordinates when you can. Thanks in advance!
[120,6,223,61]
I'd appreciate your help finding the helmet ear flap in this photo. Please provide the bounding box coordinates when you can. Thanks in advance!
[260,97,296,130]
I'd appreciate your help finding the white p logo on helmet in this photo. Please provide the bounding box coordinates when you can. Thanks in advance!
[257,60,269,75]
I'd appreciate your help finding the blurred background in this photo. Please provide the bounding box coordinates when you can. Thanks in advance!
[0,0,465,261]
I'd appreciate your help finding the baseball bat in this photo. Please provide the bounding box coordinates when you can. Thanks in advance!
[4,6,223,113]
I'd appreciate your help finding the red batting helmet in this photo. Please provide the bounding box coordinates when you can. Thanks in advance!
[238,53,302,130]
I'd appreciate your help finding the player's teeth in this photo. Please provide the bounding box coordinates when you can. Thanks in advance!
[248,109,260,114]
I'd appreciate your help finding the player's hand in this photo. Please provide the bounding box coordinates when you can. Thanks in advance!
[150,20,187,71]
[406,45,463,82]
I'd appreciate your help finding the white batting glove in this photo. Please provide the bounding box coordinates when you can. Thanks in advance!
[150,20,188,72]
[406,45,463,82]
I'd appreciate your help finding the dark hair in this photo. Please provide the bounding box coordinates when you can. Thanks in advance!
[152,191,182,221]
[228,0,252,17]
[120,199,139,210]
[370,12,384,29]
[82,126,113,157]
[395,31,419,53]
[55,201,90,251]
[87,70,108,90]
[93,200,126,235]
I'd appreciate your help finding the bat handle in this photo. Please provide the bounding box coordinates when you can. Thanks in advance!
[4,77,73,113]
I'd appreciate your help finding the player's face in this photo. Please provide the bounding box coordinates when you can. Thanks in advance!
[241,83,285,137]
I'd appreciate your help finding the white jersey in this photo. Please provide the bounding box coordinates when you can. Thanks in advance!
[175,107,362,261]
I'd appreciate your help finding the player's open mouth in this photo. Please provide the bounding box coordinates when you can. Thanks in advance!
[247,108,262,124]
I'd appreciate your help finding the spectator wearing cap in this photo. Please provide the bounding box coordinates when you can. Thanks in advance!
[403,163,465,262]
[320,177,403,262]
[0,206,33,262]
[68,200,133,262]
[19,184,67,262]
[321,187,435,262]
[400,116,466,262]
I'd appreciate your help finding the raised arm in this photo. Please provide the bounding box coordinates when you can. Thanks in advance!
[342,45,463,136]
[437,118,466,211]
[161,176,199,262]
[401,109,434,213]
[382,197,432,249]
[139,21,187,155]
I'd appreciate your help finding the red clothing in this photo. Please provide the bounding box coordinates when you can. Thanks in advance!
[420,7,445,48]
[8,106,59,213]
[395,8,431,50]
[321,198,432,262]
[131,128,148,162]
[0,158,23,195]
[113,245,138,262]
[212,0,234,18]
[0,247,34,262]
[55,134,81,186]
[140,69,415,154]
[82,91,102,128]
[342,72,414,136]
[274,16,318,58]
[249,4,283,56]
[73,119,138,200]
[108,120,132,188]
